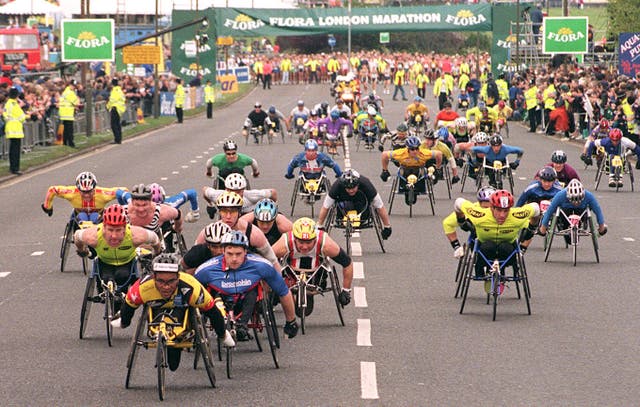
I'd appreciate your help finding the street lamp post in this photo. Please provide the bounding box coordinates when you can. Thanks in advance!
[153,0,159,118]
[347,0,352,63]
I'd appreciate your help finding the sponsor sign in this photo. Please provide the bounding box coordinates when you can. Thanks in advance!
[380,32,389,44]
[62,19,114,62]
[216,74,238,94]
[619,33,640,77]
[542,17,588,54]
[122,45,162,65]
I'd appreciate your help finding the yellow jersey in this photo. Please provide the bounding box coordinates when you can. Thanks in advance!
[457,199,537,243]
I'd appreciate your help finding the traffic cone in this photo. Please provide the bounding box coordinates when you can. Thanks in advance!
[137,107,145,124]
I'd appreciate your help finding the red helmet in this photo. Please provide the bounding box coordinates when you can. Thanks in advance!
[609,128,623,141]
[103,204,127,226]
[599,118,609,130]
[489,189,514,209]
[498,100,505,108]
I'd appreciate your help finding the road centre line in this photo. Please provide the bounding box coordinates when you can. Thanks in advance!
[354,286,367,307]
[360,361,379,399]
[30,251,44,256]
[623,237,635,241]
[351,242,362,256]
[357,319,372,346]
[0,272,11,278]
[353,262,364,279]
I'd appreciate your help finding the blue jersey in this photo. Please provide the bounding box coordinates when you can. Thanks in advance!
[586,137,640,158]
[286,151,343,179]
[516,181,563,207]
[194,253,289,298]
[471,144,523,163]
[541,189,605,227]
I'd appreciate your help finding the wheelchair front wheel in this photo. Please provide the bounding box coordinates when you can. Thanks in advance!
[329,267,345,327]
[79,275,96,339]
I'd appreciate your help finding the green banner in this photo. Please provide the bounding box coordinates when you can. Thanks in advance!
[542,16,588,54]
[215,5,492,36]
[491,3,528,76]
[61,19,114,62]
[171,9,218,84]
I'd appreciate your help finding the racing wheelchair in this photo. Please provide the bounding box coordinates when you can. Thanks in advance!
[290,172,331,218]
[79,259,139,346]
[543,207,600,266]
[324,193,386,256]
[388,166,436,217]
[124,306,216,401]
[60,211,94,274]
[458,239,531,321]
[355,118,380,152]
[594,150,635,192]
[282,263,345,335]
[475,156,515,193]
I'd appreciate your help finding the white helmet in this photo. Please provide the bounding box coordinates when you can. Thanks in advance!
[367,105,377,115]
[204,221,232,244]
[455,117,467,128]
[224,173,247,190]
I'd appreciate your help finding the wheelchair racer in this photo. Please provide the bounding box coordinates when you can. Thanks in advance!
[272,217,354,313]
[285,139,343,181]
[240,198,293,246]
[582,128,640,188]
[580,119,610,166]
[74,204,162,303]
[317,110,354,155]
[125,184,183,244]
[475,107,497,135]
[450,117,471,144]
[286,99,310,134]
[114,253,234,370]
[465,101,497,130]
[265,106,286,140]
[442,186,495,259]
[205,139,260,189]
[203,172,277,217]
[242,102,268,144]
[422,129,460,184]
[454,190,539,280]
[434,101,459,129]
[181,221,231,274]
[117,183,201,223]
[41,171,126,224]
[330,98,352,119]
[195,192,281,270]
[317,169,392,239]
[471,134,523,186]
[353,105,387,150]
[539,179,607,238]
[405,96,430,127]
[454,131,489,178]
[380,135,443,204]
[195,231,299,342]
[535,150,580,186]
[378,123,410,152]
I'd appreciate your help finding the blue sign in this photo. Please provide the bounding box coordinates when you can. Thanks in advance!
[216,67,250,84]
[160,91,175,116]
[328,35,336,48]
[619,32,640,77]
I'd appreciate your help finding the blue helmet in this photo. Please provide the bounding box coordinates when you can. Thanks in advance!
[268,106,276,114]
[405,136,421,149]
[304,139,319,151]
[254,199,278,222]
[538,166,558,181]
[330,110,340,120]
[437,127,449,140]
[221,231,249,248]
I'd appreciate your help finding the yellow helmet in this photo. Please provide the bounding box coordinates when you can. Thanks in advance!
[215,191,243,208]
[292,217,317,241]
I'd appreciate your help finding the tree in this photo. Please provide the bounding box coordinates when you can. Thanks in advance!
[607,0,640,37]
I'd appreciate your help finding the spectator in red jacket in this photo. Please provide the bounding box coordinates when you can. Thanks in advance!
[548,99,569,138]
[434,101,459,128]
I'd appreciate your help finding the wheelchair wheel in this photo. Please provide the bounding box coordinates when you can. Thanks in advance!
[192,309,216,388]
[426,178,436,216]
[125,306,147,389]
[105,285,115,347]
[156,335,167,401]
[260,296,279,368]
[628,161,635,192]
[81,256,89,276]
[507,168,515,194]
[226,337,233,379]
[594,158,606,190]
[60,220,74,273]
[589,213,600,263]
[345,220,352,256]
[387,176,398,214]
[79,275,96,339]
[491,272,500,321]
[444,165,452,200]
[324,206,336,235]
[454,243,471,298]
[517,253,532,314]
[459,251,477,315]
[290,178,300,216]
[176,233,188,257]
[407,188,415,218]
[460,162,469,193]
[372,210,386,254]
[614,164,622,193]
[329,266,345,326]
[543,213,558,262]
[295,284,307,335]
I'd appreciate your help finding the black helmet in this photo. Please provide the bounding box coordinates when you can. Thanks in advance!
[131,183,152,200]
[538,166,558,182]
[340,169,360,188]
[489,134,503,146]
[321,101,329,109]
[396,123,408,132]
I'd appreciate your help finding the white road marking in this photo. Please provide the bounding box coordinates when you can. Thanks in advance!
[354,286,368,307]
[209,147,215,150]
[160,177,168,181]
[190,160,197,163]
[31,251,44,256]
[172,171,179,174]
[352,232,360,238]
[203,151,210,154]
[623,237,636,242]
[0,272,11,278]
[353,262,364,279]
[357,319,372,346]
[181,165,189,169]
[518,177,527,180]
[351,242,362,256]
[360,361,379,399]
[196,155,203,159]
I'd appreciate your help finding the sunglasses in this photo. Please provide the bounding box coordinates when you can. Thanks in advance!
[408,147,419,151]
[226,152,237,156]
[156,277,179,286]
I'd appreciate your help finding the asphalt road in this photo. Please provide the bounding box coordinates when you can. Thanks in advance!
[1,82,639,406]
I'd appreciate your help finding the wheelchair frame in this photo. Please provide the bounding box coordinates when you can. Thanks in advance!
[594,150,635,192]
[543,207,599,266]
[290,172,330,218]
[388,166,436,217]
[476,156,515,193]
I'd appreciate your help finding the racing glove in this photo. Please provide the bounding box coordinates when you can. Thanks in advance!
[598,225,608,236]
[284,173,295,180]
[451,175,460,184]
[381,226,392,240]
[284,319,299,338]
[380,169,390,182]
[378,145,384,152]
[509,160,520,170]
[338,289,351,306]
[454,246,465,259]
[580,154,593,166]
[206,205,217,219]
[636,159,640,170]
[41,203,53,217]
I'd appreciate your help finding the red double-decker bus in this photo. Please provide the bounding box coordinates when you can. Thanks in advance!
[0,28,42,72]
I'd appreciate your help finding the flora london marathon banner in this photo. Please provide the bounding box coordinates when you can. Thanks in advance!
[214,5,492,36]
[61,19,115,62]
[542,17,588,55]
